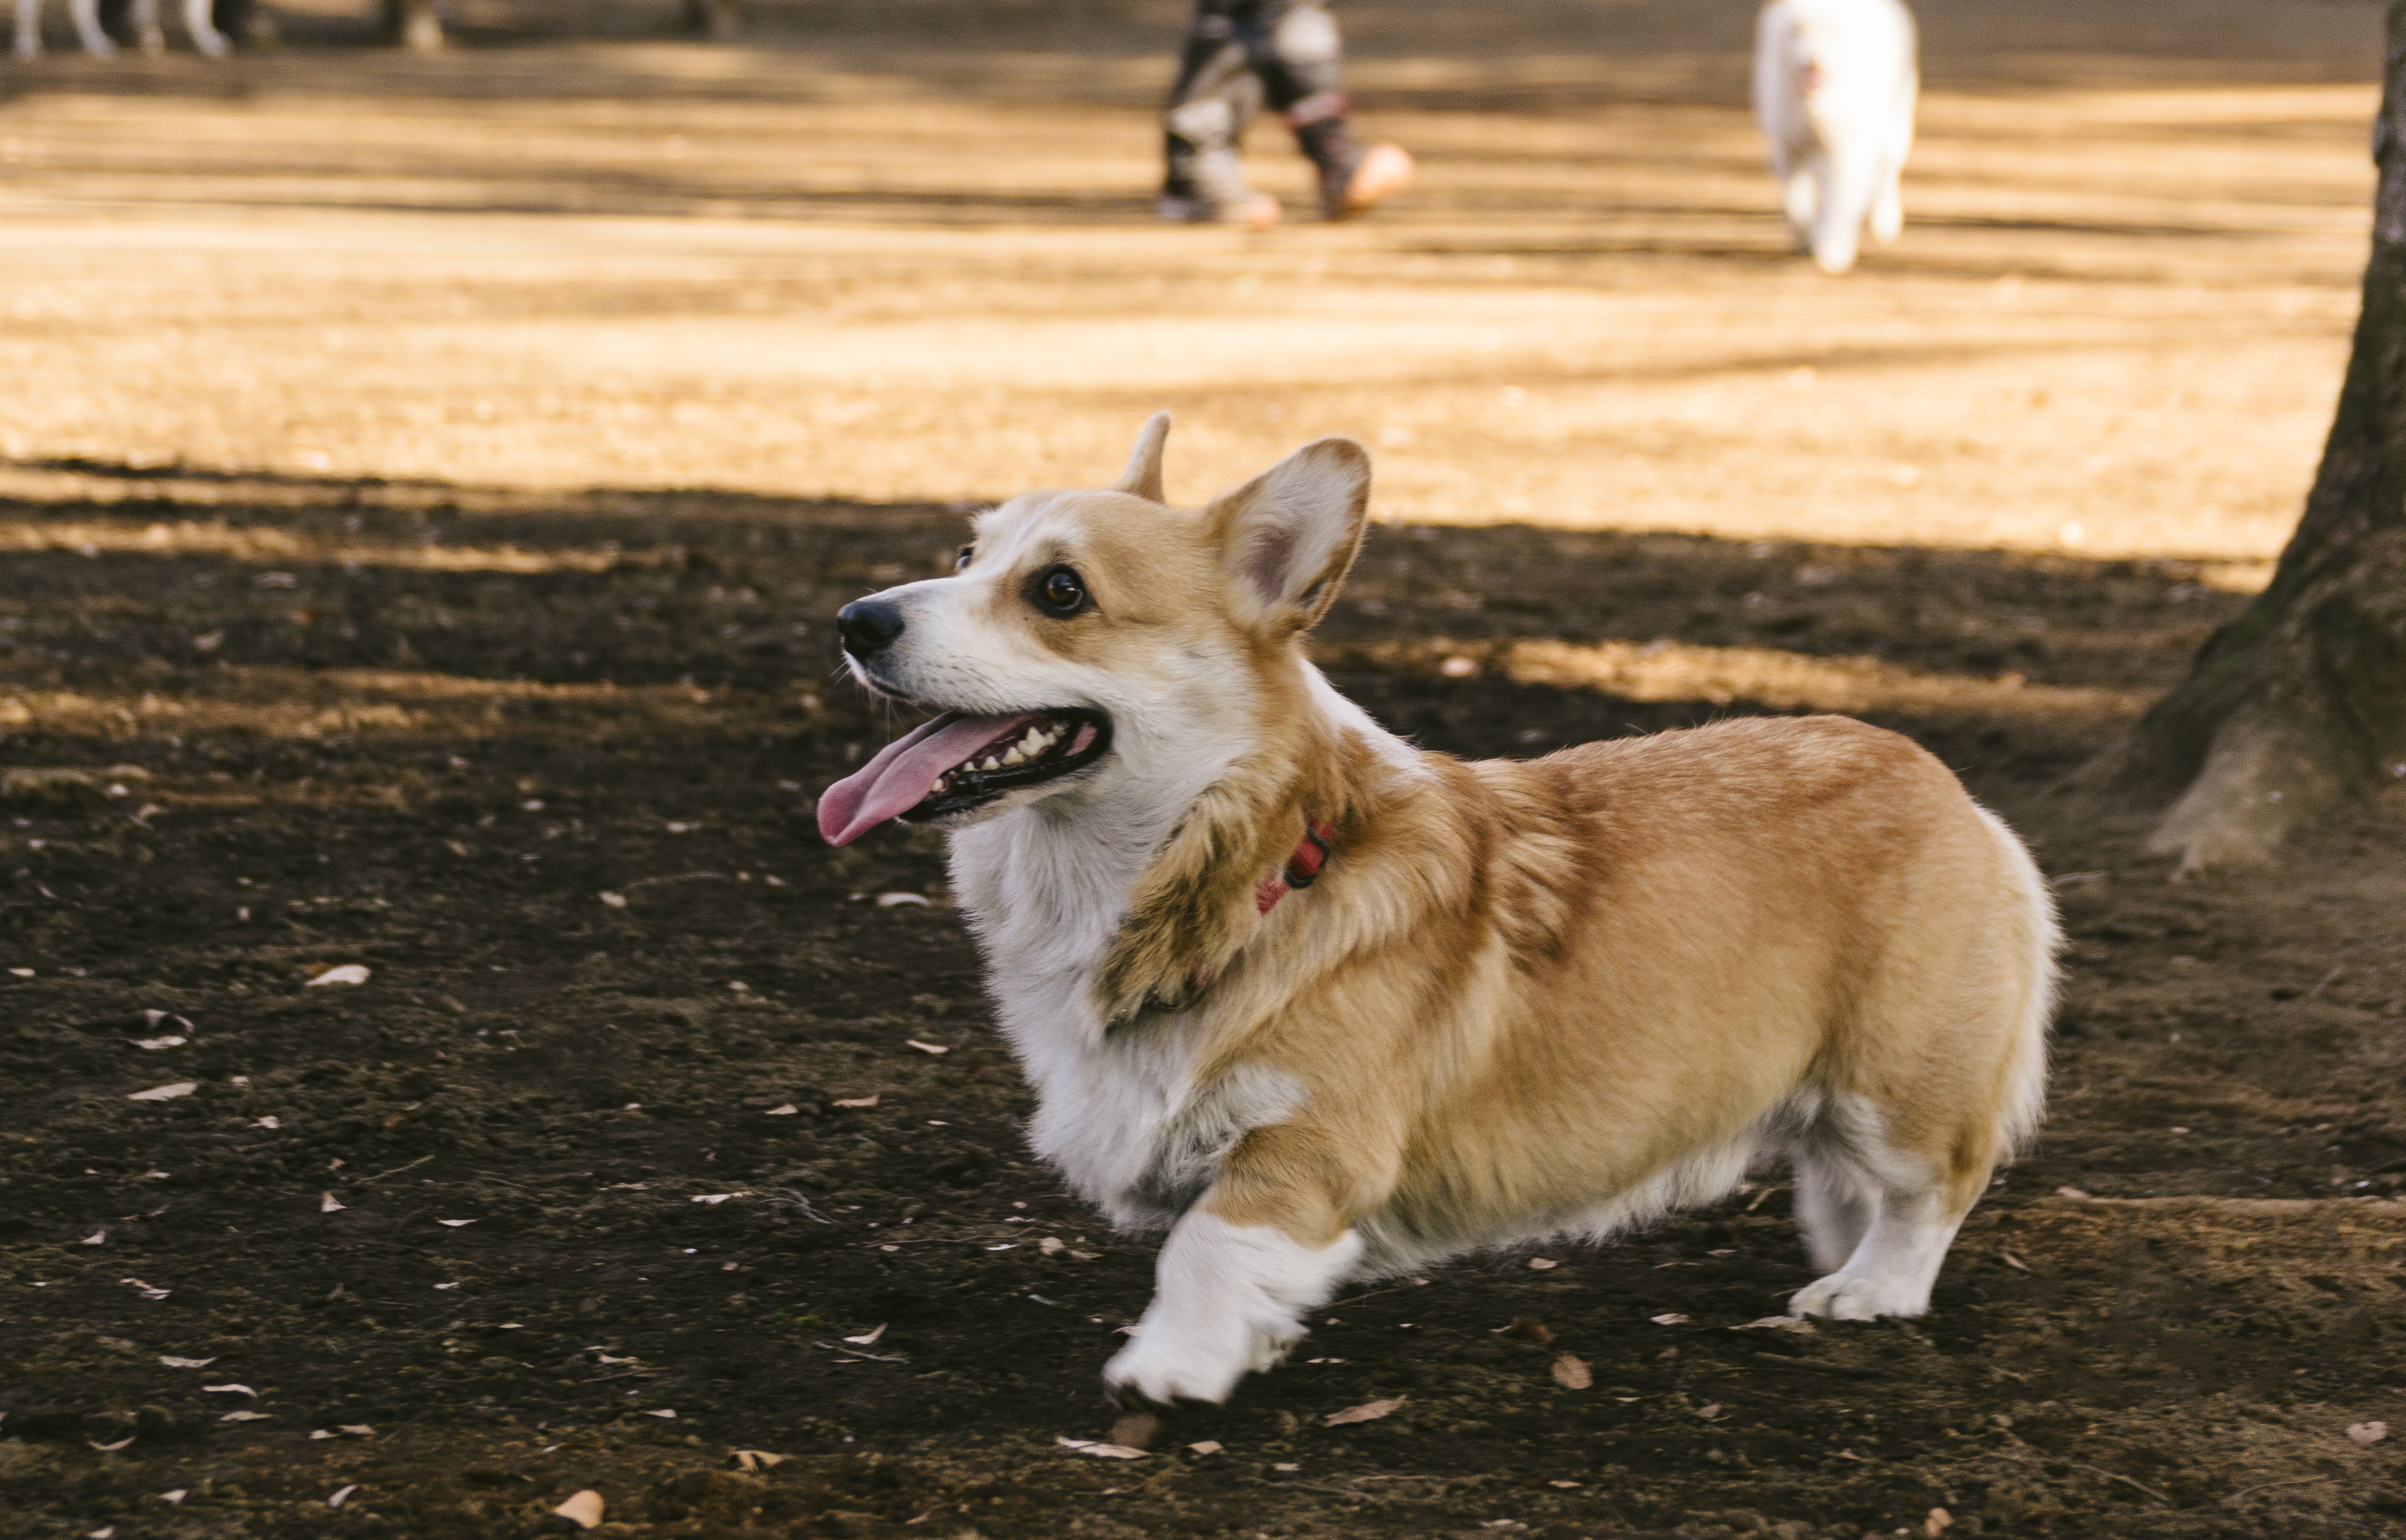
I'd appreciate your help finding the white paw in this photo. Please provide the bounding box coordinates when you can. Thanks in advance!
[1102,1313,1298,1407]
[1789,1270,1931,1321]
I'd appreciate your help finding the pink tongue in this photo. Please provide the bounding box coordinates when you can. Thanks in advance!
[817,711,1044,846]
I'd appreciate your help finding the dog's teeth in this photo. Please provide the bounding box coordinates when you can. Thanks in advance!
[981,756,1000,771]
[1001,748,1025,766]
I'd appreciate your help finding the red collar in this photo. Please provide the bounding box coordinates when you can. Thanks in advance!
[1174,821,1334,1002]
[1254,821,1334,915]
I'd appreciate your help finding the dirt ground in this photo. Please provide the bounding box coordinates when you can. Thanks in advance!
[4,3,2406,1537]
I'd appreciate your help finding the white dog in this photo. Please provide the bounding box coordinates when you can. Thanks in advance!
[819,416,2055,1411]
[1754,0,1917,273]
[13,0,229,57]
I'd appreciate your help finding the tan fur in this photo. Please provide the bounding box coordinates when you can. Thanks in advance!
[841,417,2056,1404]
[1186,716,2046,1246]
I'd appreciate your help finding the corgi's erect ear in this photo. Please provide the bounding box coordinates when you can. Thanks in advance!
[1208,437,1372,634]
[1113,411,1173,503]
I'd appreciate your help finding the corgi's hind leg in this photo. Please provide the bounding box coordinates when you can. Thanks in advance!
[1793,1147,1877,1275]
[1102,1129,1365,1407]
[1788,1136,1973,1321]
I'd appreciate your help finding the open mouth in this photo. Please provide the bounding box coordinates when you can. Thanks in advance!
[817,708,1111,846]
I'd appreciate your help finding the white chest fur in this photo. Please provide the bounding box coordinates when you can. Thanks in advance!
[949,801,1301,1230]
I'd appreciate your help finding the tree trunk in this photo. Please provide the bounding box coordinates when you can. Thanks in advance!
[381,0,441,50]
[2078,1,2406,871]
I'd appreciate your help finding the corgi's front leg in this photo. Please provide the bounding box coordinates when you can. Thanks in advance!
[1104,1153,1365,1407]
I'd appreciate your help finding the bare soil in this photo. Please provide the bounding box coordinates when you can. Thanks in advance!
[3,4,2405,1538]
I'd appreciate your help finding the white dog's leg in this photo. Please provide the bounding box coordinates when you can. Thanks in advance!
[1809,146,1876,273]
[1782,159,1820,249]
[1869,156,1904,245]
[181,0,227,55]
[1790,1164,1960,1320]
[1104,1209,1362,1406]
[125,0,161,51]
[66,0,114,55]
[12,0,42,58]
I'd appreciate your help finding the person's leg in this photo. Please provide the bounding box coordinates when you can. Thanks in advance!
[1161,1,1279,225]
[1246,0,1411,219]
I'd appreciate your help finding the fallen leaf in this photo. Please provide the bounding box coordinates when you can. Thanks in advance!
[1549,1479,1581,1489]
[158,1356,217,1369]
[598,892,629,909]
[645,1408,677,1419]
[1324,1396,1406,1427]
[219,1410,271,1422]
[1551,1354,1593,1390]
[88,1527,116,1539]
[1496,1317,1553,1344]
[1696,1403,1723,1420]
[2347,1421,2389,1445]
[2055,1186,2091,1200]
[437,1218,476,1227]
[320,1192,346,1214]
[201,1383,256,1398]
[82,1229,106,1246]
[833,1095,879,1109]
[1650,1313,1690,1327]
[254,1116,279,1129]
[1188,1440,1223,1456]
[691,1193,749,1205]
[1732,1316,1815,1335]
[1039,1237,1066,1255]
[121,1277,171,1301]
[1926,1508,1954,1537]
[1055,1436,1147,1459]
[309,1430,334,1440]
[88,1437,135,1452]
[906,1040,950,1055]
[327,1484,358,1509]
[877,892,930,907]
[843,1324,888,1347]
[131,1036,186,1050]
[1272,1462,1301,1472]
[730,1450,789,1472]
[552,1490,605,1530]
[339,1424,375,1437]
[1525,1257,1559,1270]
[307,965,371,988]
[2000,1251,2031,1273]
[765,1104,798,1116]
[161,1490,189,1505]
[128,1081,197,1102]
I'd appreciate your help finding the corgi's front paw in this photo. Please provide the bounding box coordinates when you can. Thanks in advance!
[1789,1269,1931,1321]
[1102,1311,1298,1408]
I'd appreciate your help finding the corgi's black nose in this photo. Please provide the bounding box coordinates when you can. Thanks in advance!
[838,598,906,658]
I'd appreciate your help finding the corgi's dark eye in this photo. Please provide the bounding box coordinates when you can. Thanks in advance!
[1034,564,1087,617]
[956,545,974,572]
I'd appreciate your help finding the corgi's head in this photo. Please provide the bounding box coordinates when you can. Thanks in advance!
[818,414,1372,846]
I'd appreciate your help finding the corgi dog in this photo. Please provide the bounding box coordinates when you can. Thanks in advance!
[1754,0,1917,273]
[819,416,2054,1408]
[12,0,229,57]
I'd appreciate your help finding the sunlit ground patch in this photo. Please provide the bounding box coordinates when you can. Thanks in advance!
[1331,636,2155,721]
